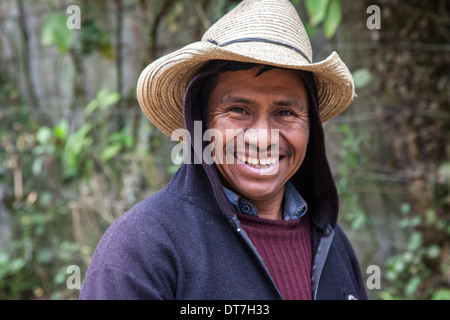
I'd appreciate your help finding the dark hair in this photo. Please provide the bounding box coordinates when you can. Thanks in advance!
[200,61,276,110]
[217,61,276,75]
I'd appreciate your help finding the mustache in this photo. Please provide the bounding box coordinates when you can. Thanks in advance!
[227,143,292,158]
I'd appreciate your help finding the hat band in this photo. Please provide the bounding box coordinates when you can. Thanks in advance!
[207,37,312,64]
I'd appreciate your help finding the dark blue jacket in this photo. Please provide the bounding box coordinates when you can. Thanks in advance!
[80,62,368,300]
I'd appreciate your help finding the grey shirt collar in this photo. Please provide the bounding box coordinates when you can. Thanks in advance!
[223,181,308,220]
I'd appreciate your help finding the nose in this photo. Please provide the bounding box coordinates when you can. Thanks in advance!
[244,128,269,149]
[243,117,279,156]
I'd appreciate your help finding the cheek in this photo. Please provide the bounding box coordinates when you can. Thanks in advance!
[205,109,228,131]
[206,127,238,164]
[286,129,309,162]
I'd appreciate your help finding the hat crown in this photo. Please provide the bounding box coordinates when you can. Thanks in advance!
[137,0,354,137]
[202,0,313,63]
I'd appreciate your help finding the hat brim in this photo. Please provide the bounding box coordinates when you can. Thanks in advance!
[137,40,355,137]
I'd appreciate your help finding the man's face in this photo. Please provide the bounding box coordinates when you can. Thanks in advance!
[206,66,310,203]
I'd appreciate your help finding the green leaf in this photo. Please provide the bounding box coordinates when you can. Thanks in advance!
[407,232,423,251]
[36,126,52,144]
[10,258,26,273]
[101,143,122,162]
[97,89,120,109]
[53,120,69,141]
[432,289,450,300]
[352,68,374,89]
[84,89,120,115]
[32,156,45,176]
[41,13,73,54]
[305,0,329,26]
[84,99,99,116]
[36,249,54,264]
[426,245,440,259]
[400,202,411,215]
[405,276,421,298]
[324,0,342,38]
[54,267,68,285]
[62,123,92,174]
[303,20,320,38]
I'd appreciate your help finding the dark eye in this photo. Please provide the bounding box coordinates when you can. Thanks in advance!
[276,109,295,117]
[229,106,247,114]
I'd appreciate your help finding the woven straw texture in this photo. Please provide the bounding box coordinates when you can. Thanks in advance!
[137,0,355,137]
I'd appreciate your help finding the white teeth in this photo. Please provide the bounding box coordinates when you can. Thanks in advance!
[237,155,279,167]
[236,154,279,167]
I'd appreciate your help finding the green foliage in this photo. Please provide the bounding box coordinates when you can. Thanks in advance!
[323,0,342,39]
[352,68,374,89]
[382,200,450,300]
[76,8,115,59]
[432,289,450,300]
[0,103,89,299]
[334,123,368,230]
[292,0,342,38]
[84,89,121,116]
[382,161,450,299]
[0,76,173,298]
[33,89,123,181]
[40,4,114,59]
[304,0,329,26]
[41,13,74,54]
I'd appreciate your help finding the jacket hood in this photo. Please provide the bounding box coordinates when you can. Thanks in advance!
[182,61,339,233]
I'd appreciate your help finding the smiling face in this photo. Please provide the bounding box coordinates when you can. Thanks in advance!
[206,65,310,205]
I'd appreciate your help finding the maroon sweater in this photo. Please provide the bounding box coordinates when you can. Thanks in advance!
[236,211,312,300]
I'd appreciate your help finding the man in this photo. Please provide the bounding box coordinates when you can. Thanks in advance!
[80,0,368,300]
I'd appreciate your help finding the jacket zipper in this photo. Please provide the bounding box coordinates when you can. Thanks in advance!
[232,216,284,299]
[311,225,335,300]
[232,215,335,300]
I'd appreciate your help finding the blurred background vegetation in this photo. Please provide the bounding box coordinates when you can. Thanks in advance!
[0,0,448,300]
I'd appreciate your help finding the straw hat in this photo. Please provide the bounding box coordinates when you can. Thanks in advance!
[137,0,355,137]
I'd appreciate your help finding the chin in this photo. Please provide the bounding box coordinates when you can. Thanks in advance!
[234,182,282,201]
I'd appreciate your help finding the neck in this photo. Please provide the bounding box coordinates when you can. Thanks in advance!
[220,176,285,220]
[251,192,284,220]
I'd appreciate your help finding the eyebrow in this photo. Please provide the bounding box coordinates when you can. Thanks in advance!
[219,95,252,105]
[218,94,308,113]
[273,99,305,111]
